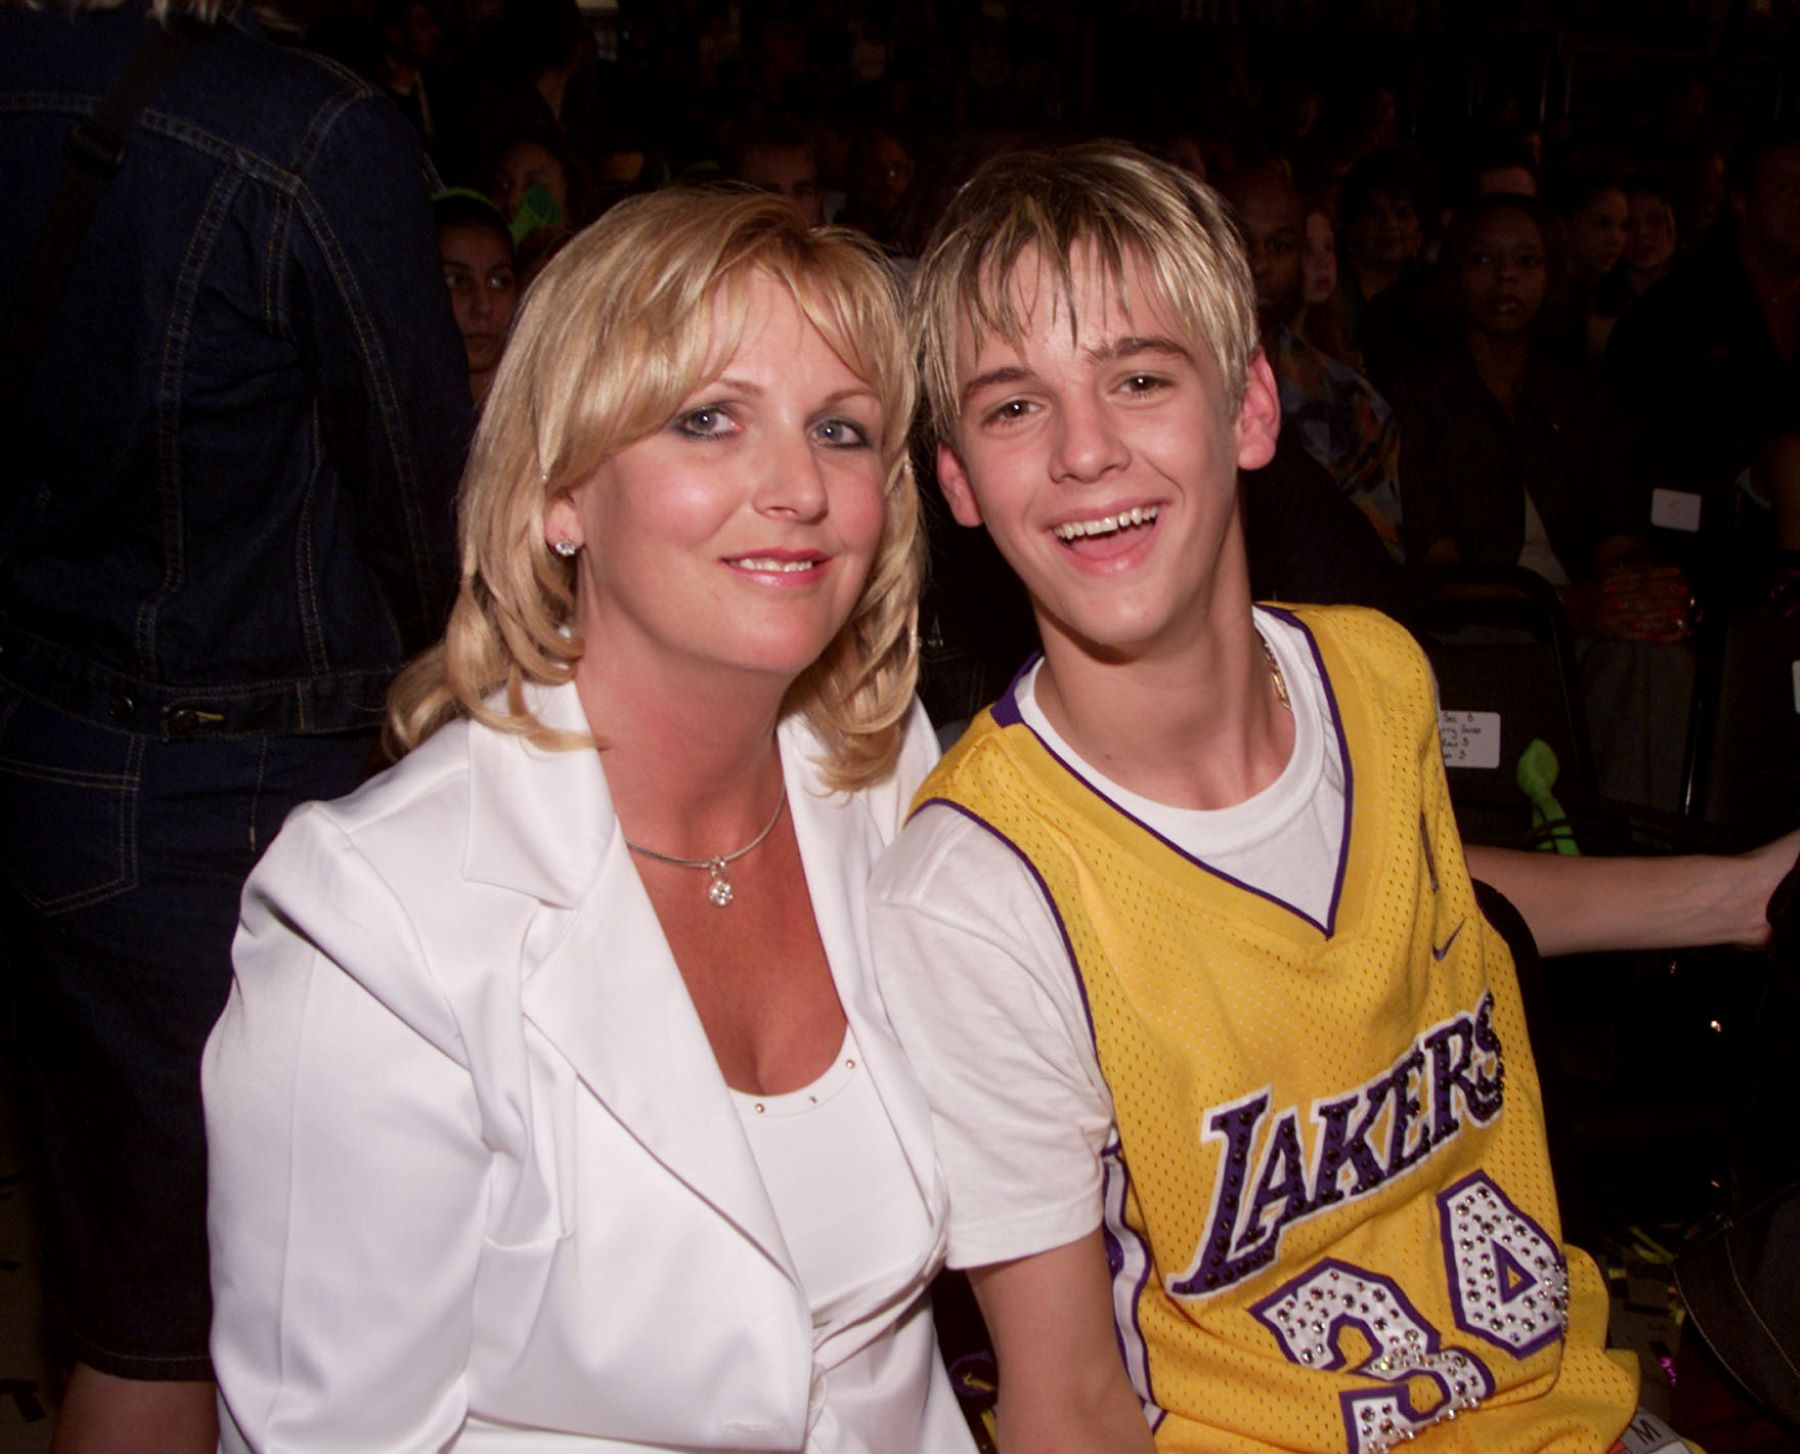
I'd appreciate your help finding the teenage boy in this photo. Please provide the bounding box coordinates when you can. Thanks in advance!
[872,143,1795,1453]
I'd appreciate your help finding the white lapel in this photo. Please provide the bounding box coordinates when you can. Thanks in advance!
[463,681,795,1279]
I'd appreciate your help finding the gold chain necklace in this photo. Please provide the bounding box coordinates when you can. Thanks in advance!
[1260,634,1291,711]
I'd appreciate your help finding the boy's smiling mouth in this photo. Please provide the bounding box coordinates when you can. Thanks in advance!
[1051,505,1160,542]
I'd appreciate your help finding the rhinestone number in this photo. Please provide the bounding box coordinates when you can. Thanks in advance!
[1438,1174,1569,1357]
[1249,1173,1565,1453]
[1253,1261,1494,1453]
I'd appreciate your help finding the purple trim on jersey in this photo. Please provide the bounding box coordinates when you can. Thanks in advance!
[1100,1133,1166,1427]
[988,652,1042,728]
[986,613,1354,937]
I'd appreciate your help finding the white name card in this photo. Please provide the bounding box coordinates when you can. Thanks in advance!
[1650,488,1703,533]
[1439,710,1502,770]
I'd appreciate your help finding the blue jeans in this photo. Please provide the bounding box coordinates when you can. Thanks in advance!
[0,684,371,1378]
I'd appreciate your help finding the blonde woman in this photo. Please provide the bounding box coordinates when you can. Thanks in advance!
[203,190,974,1453]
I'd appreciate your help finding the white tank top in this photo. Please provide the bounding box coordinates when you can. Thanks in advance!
[733,1026,926,1319]
[732,1025,933,1445]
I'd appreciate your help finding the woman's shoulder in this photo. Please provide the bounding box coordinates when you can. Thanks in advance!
[297,717,479,850]
[246,722,482,938]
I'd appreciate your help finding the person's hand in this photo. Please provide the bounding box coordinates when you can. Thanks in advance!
[1726,827,1800,949]
[1565,562,1692,643]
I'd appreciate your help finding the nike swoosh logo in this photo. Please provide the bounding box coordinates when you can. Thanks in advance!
[1433,919,1466,961]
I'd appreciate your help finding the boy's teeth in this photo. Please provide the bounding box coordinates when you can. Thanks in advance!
[731,557,815,572]
[1054,506,1159,541]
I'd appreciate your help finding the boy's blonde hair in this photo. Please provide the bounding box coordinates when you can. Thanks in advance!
[912,142,1258,445]
[387,188,923,791]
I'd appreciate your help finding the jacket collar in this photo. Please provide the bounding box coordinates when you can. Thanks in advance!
[462,679,612,906]
[458,681,945,1294]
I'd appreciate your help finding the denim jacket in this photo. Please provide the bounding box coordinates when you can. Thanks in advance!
[0,7,471,739]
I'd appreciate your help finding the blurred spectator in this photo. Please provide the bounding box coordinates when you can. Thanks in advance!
[489,0,601,151]
[490,124,571,223]
[435,190,518,407]
[1340,150,1429,313]
[1393,194,1655,607]
[1673,139,1731,254]
[1549,170,1630,365]
[1463,132,1541,200]
[1302,201,1338,307]
[1342,149,1434,387]
[1565,174,1630,286]
[1299,199,1362,368]
[1606,124,1800,588]
[1391,192,1694,807]
[841,125,915,252]
[0,3,468,1448]
[374,0,449,162]
[1148,131,1210,184]
[725,118,824,226]
[1621,173,1680,301]
[1224,162,1405,556]
[487,123,582,281]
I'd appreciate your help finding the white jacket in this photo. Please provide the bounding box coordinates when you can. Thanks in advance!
[204,682,970,1452]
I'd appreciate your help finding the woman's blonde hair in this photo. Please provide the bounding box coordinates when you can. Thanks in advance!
[913,142,1258,446]
[387,188,923,791]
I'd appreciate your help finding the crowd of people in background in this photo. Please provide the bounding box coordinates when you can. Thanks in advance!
[382,0,1799,690]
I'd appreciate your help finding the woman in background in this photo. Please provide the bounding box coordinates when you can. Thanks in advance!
[435,190,518,406]
[1393,192,1676,625]
[1391,191,1694,808]
[205,190,974,1453]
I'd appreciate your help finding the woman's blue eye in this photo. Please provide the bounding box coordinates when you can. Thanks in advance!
[814,417,870,448]
[677,407,729,437]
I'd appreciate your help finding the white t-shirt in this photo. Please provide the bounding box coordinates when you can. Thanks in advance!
[869,609,1349,1270]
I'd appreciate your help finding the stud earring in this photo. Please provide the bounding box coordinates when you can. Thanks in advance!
[551,538,579,559]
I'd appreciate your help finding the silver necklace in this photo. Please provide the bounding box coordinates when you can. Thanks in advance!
[624,790,787,908]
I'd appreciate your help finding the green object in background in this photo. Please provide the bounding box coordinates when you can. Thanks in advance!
[1516,737,1579,855]
[510,184,562,247]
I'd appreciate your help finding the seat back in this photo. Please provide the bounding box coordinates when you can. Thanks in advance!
[1410,565,1597,849]
[1685,608,1800,842]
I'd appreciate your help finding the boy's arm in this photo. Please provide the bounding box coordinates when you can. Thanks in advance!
[870,809,1115,1268]
[970,1233,1156,1454]
[1464,829,1799,957]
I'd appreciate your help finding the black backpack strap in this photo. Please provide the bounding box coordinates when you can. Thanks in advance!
[0,15,219,423]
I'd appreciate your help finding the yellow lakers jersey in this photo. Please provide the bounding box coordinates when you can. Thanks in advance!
[914,607,1638,1453]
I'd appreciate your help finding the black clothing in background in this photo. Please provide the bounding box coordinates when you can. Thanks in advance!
[1605,237,1800,554]
[1241,428,1414,621]
[0,3,467,1380]
[1389,345,1641,576]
